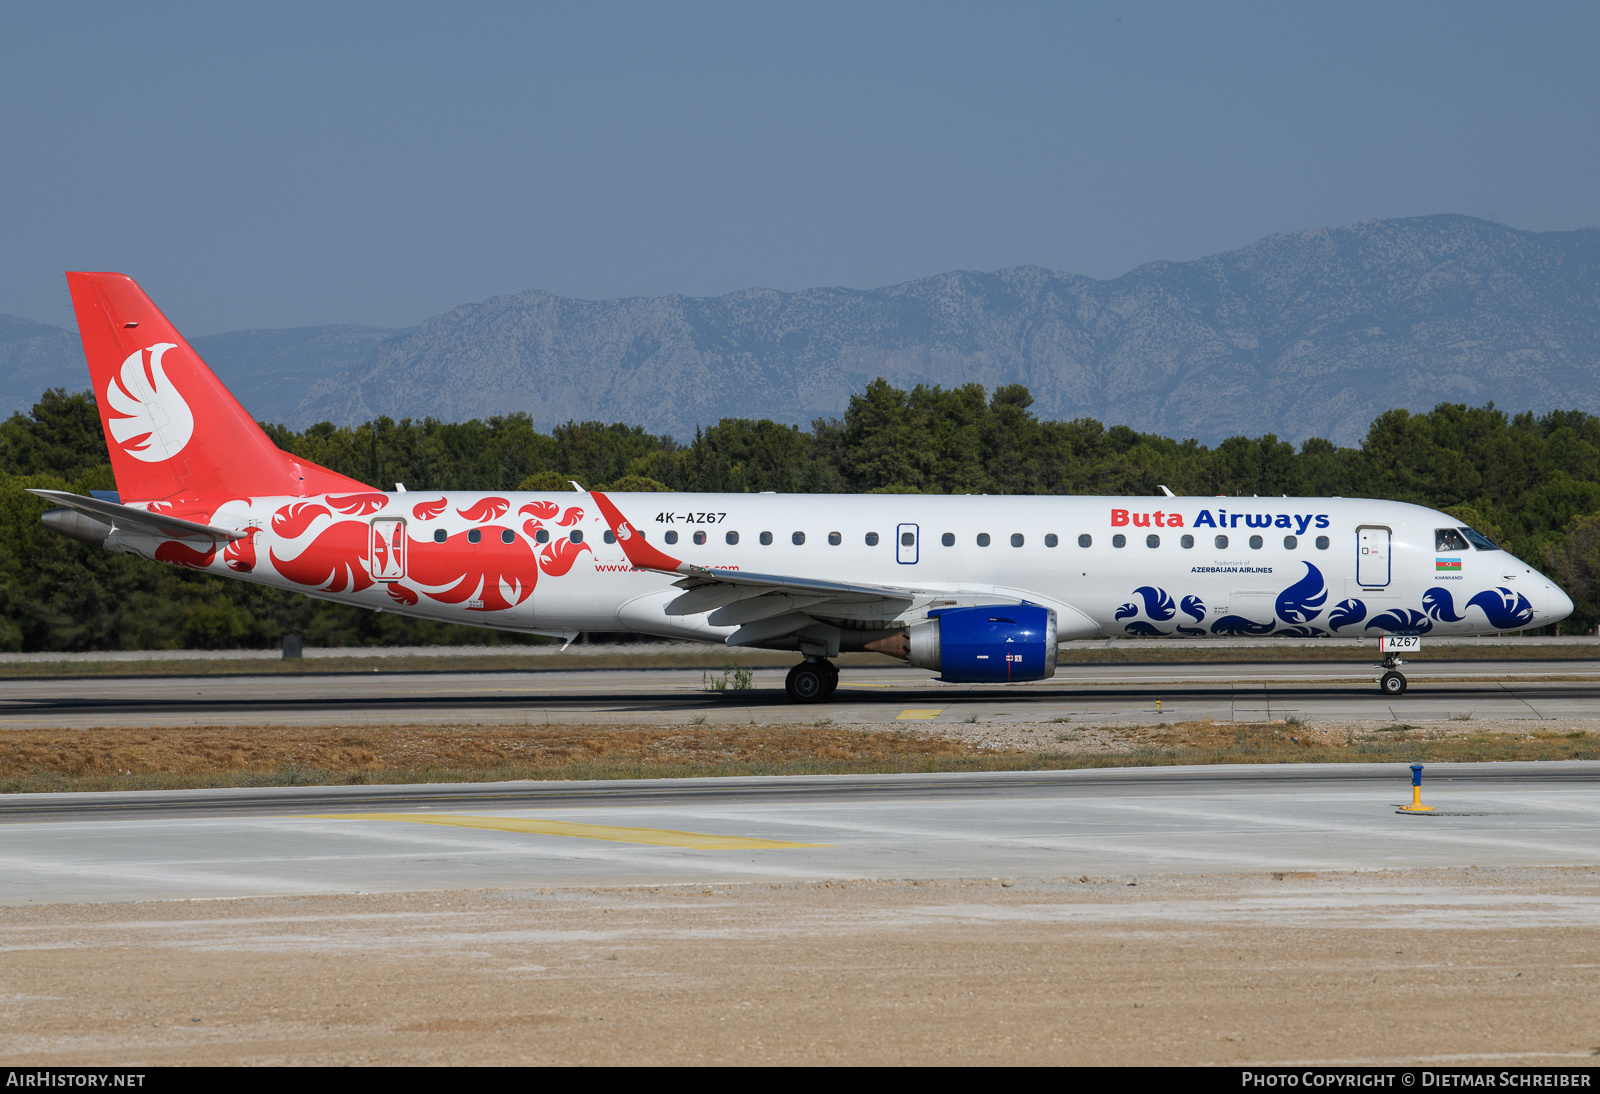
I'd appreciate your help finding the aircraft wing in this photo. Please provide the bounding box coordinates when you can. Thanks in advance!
[590,490,938,646]
[28,489,249,542]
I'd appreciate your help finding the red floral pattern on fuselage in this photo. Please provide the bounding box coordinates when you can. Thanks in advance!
[457,497,510,522]
[519,501,559,520]
[155,540,218,569]
[270,521,374,593]
[272,502,330,539]
[539,536,591,577]
[408,526,537,611]
[223,530,258,573]
[412,497,448,521]
[327,493,389,516]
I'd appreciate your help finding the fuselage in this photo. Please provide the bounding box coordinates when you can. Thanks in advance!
[101,490,1573,645]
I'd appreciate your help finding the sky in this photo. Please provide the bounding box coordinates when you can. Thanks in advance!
[2,1,1598,334]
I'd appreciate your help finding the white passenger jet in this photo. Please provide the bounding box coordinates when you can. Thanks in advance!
[35,273,1575,701]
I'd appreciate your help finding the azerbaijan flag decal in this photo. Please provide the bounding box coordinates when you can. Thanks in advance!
[1436,557,1462,573]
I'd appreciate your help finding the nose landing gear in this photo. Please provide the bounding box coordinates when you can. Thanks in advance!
[1378,652,1407,696]
[785,658,839,703]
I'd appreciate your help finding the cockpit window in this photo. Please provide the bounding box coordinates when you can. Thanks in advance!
[1435,528,1470,552]
[1458,526,1500,551]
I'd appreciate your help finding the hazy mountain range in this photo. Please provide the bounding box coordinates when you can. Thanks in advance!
[6,214,1598,446]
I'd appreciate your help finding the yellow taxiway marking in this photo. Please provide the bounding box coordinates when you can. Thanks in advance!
[307,813,826,850]
[406,684,660,694]
[895,708,945,720]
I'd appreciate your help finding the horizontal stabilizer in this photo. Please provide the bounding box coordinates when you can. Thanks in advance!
[28,489,248,541]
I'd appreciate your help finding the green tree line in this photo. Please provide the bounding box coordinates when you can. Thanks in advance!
[4,378,1600,651]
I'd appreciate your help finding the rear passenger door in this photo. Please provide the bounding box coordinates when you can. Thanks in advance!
[370,518,407,580]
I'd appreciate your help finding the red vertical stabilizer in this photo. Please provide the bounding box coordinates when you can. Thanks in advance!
[65,271,373,503]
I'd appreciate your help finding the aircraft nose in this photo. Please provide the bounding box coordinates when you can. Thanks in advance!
[1547,582,1575,624]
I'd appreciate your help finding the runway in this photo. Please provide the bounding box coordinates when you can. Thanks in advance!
[5,762,1599,905]
[4,659,1600,728]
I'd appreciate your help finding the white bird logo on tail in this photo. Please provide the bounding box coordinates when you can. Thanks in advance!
[105,343,195,463]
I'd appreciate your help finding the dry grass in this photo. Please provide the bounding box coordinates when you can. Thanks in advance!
[2,720,1597,794]
[0,724,974,792]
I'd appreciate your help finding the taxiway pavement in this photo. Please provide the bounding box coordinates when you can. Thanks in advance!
[1,659,1599,729]
[3,658,1600,726]
[4,763,1598,905]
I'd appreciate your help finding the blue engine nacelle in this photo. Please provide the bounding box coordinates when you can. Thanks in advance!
[906,604,1058,683]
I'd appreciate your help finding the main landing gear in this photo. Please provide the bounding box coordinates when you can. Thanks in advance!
[785,658,839,703]
[1378,653,1408,696]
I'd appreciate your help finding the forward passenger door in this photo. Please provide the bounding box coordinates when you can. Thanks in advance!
[1357,526,1390,588]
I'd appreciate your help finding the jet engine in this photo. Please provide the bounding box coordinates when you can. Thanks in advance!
[906,604,1058,683]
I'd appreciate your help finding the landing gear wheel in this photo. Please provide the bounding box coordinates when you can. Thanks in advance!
[819,660,839,700]
[785,660,833,703]
[1380,671,1407,696]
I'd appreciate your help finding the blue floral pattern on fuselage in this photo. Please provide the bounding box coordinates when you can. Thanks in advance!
[1466,588,1534,629]
[1176,595,1207,636]
[1367,607,1433,634]
[1329,598,1367,632]
[1275,563,1329,625]
[1422,588,1464,623]
[1113,569,1532,639]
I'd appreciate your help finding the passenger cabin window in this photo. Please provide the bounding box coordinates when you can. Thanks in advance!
[1181,534,1194,548]
[1248,534,1263,549]
[467,529,481,544]
[1315,535,1329,550]
[976,533,991,547]
[505,529,518,544]
[1077,534,1092,548]
[693,531,706,545]
[865,532,879,546]
[941,533,955,547]
[536,529,550,544]
[828,531,841,545]
[1459,526,1500,550]
[1011,533,1024,547]
[1112,534,1126,548]
[433,528,446,543]
[1436,528,1471,552]
[570,530,583,544]
[759,531,773,545]
[1146,534,1159,548]
[725,531,739,545]
[1283,535,1297,549]
[1215,535,1229,549]
[664,530,678,545]
[792,531,805,545]
[1045,534,1058,548]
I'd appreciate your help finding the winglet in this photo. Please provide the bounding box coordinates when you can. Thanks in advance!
[590,490,686,572]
